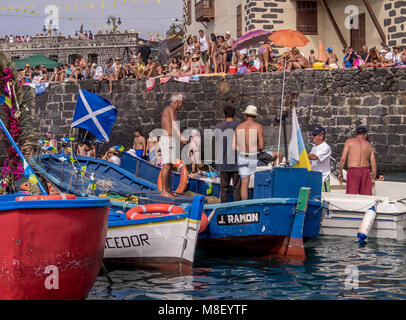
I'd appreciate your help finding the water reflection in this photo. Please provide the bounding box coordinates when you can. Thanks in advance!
[88,236,406,300]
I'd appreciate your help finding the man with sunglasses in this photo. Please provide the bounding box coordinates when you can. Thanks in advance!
[308,126,332,192]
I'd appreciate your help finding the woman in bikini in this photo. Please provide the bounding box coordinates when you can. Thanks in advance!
[191,54,201,75]
[169,57,179,74]
[258,39,273,72]
[365,47,384,68]
[217,35,228,73]
[180,56,192,76]
[210,33,218,74]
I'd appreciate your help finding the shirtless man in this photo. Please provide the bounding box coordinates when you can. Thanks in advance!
[133,130,146,159]
[233,105,264,200]
[325,47,339,68]
[77,141,89,156]
[338,127,377,196]
[159,93,187,198]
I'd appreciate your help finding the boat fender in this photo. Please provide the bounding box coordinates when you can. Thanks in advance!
[15,194,77,201]
[198,213,208,233]
[357,206,377,242]
[157,160,189,194]
[126,204,185,220]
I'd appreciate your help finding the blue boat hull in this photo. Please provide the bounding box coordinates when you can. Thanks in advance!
[120,151,325,243]
[32,153,326,258]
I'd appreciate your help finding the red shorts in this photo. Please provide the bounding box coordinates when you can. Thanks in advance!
[346,167,372,196]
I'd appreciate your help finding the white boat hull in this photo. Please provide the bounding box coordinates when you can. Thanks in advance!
[103,218,201,272]
[321,180,406,240]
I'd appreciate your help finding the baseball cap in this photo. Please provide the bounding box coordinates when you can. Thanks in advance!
[356,127,368,134]
[312,126,326,135]
[327,47,333,52]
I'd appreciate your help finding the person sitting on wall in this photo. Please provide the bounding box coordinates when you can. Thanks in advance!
[191,54,202,75]
[365,47,384,68]
[343,47,357,68]
[308,49,317,66]
[380,47,394,67]
[325,47,339,68]
[286,48,310,72]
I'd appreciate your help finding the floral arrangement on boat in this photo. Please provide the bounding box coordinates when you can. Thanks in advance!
[0,51,39,194]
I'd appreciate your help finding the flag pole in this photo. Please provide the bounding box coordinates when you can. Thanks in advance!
[0,118,48,195]
[276,55,288,166]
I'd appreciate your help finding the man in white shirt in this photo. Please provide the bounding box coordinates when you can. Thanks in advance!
[308,126,332,192]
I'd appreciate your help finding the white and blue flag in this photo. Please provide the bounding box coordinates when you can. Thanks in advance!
[71,89,117,142]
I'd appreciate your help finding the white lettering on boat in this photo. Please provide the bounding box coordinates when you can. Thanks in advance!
[217,213,260,226]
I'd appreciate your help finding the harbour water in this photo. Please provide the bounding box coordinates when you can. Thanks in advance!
[88,236,406,300]
[88,174,406,301]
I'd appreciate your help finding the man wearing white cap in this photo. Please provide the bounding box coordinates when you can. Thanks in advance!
[233,105,264,200]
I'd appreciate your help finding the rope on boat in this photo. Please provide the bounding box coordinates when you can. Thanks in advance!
[325,200,378,213]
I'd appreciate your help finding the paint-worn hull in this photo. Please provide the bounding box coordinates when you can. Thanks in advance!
[104,216,201,272]
[0,194,109,300]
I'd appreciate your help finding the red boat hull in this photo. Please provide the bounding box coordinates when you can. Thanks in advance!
[0,206,109,300]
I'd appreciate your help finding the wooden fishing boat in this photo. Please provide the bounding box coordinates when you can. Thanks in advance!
[0,194,109,300]
[31,154,156,197]
[33,152,325,259]
[106,193,204,272]
[30,154,205,270]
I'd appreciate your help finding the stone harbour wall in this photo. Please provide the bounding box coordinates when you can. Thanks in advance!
[31,68,406,172]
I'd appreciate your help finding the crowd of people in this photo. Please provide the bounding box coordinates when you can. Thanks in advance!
[14,26,406,94]
[40,90,385,202]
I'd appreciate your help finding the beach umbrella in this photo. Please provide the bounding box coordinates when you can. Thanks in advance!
[268,29,310,48]
[231,29,273,52]
[268,29,310,166]
[318,40,327,62]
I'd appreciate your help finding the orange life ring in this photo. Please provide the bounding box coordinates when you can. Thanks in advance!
[126,204,185,220]
[16,194,77,201]
[157,159,189,194]
[199,213,209,233]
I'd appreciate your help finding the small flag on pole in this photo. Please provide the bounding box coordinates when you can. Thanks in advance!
[115,145,125,152]
[288,106,311,171]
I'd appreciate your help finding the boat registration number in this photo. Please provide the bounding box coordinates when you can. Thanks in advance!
[217,212,260,225]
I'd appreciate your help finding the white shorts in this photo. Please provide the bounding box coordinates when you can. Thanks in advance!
[159,136,179,165]
[238,152,259,178]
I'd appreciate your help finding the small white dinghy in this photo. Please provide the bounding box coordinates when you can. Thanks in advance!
[321,162,406,241]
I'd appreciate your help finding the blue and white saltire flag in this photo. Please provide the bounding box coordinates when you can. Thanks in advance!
[288,106,312,171]
[71,89,117,142]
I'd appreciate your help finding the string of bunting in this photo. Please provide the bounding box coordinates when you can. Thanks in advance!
[1,1,184,40]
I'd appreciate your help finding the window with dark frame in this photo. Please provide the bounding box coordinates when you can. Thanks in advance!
[237,4,242,38]
[88,53,98,64]
[297,1,318,35]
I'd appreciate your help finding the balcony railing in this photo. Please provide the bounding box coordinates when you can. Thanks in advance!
[195,0,215,22]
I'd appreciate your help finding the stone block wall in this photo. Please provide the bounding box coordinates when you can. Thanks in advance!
[31,68,406,172]
[0,33,156,65]
[385,0,406,47]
